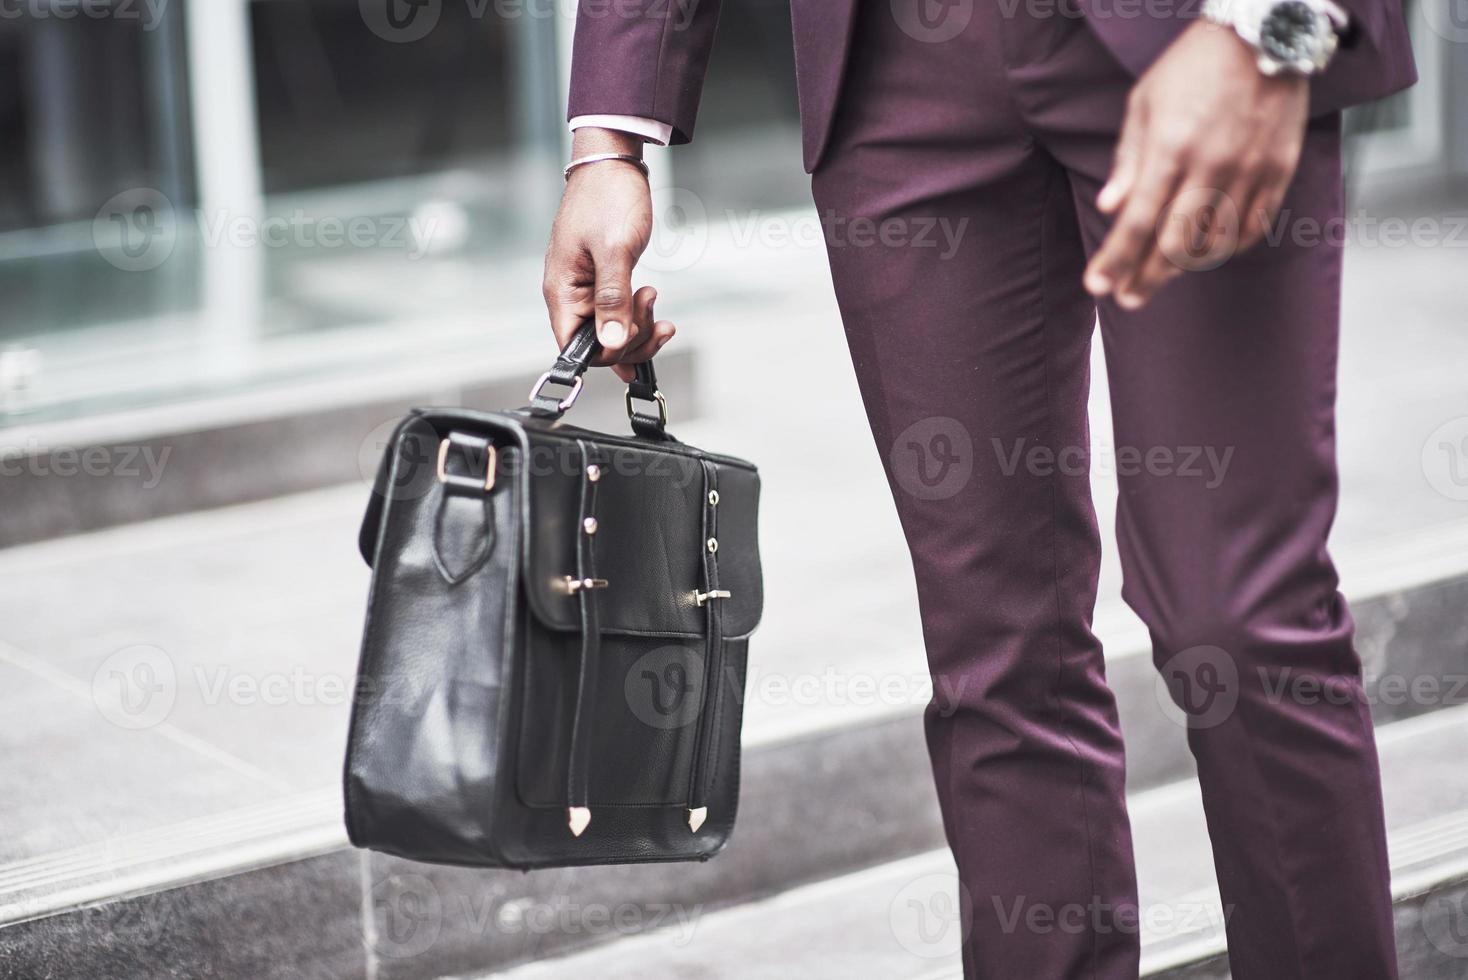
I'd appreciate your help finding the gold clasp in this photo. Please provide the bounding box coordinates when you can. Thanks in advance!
[437,439,496,491]
[625,387,668,427]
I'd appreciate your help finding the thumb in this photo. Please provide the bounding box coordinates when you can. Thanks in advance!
[592,246,638,355]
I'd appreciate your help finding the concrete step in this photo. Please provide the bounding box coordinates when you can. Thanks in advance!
[0,336,700,550]
[488,705,1468,980]
[0,488,1465,978]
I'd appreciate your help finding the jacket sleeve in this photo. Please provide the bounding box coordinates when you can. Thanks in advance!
[1313,0,1417,114]
[567,0,724,145]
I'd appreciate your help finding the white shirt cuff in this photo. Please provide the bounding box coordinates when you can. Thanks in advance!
[569,115,672,147]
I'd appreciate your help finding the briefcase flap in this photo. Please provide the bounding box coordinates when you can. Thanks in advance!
[516,421,762,640]
[359,409,763,641]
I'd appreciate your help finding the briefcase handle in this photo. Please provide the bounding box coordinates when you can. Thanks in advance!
[526,320,669,439]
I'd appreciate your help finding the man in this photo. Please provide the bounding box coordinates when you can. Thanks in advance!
[542,0,1416,975]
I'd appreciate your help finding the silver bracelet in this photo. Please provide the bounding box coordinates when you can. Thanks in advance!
[563,153,649,182]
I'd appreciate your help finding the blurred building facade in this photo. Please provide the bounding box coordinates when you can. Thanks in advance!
[0,0,1460,427]
[0,0,806,424]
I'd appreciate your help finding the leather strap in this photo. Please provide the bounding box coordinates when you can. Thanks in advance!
[528,321,667,439]
[431,432,497,586]
[566,440,605,826]
[686,459,725,817]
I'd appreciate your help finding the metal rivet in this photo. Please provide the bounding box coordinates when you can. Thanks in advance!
[706,538,718,554]
[586,464,601,483]
[707,490,719,506]
[583,517,598,535]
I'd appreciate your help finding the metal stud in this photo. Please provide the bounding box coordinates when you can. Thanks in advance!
[583,517,598,535]
[706,538,718,554]
[707,490,719,506]
[586,464,601,483]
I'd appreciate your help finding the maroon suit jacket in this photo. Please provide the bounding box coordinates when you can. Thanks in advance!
[568,0,1417,173]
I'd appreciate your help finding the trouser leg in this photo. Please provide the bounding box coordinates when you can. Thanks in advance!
[812,8,1139,977]
[1021,12,1399,976]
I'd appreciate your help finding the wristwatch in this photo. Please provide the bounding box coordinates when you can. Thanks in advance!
[1202,0,1349,76]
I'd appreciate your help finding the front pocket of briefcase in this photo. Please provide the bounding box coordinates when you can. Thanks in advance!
[516,623,710,807]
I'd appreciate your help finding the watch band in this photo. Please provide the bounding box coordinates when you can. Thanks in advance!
[1202,0,1347,75]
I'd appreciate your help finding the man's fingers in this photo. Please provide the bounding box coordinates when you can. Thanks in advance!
[605,285,660,370]
[1119,243,1187,308]
[1118,183,1235,307]
[543,245,595,349]
[624,285,660,359]
[1085,139,1184,299]
[615,284,674,368]
[621,318,676,364]
[1239,177,1288,250]
[592,246,638,355]
[611,321,675,381]
[1097,96,1146,215]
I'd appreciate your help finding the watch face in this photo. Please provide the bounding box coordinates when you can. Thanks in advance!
[1259,0,1323,65]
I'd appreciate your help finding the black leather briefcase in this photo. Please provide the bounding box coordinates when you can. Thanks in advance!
[345,322,762,868]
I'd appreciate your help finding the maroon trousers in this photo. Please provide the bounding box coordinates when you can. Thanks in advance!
[811,5,1397,979]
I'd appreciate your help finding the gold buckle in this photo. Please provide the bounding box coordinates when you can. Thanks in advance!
[529,373,584,411]
[437,439,496,491]
[694,589,732,606]
[625,387,668,427]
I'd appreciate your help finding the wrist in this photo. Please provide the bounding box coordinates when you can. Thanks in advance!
[1193,20,1307,92]
[571,127,644,159]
